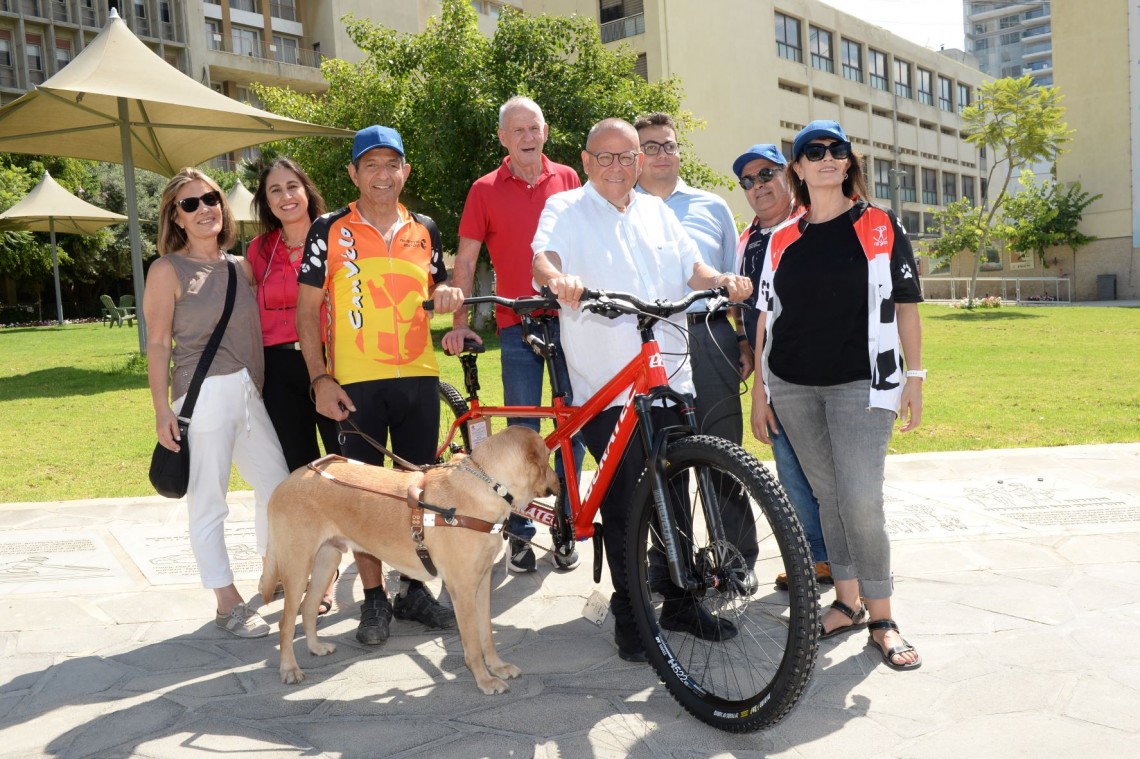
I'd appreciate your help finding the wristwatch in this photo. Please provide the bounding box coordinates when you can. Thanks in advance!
[905,369,927,380]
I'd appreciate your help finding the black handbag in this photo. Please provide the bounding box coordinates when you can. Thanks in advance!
[149,259,237,498]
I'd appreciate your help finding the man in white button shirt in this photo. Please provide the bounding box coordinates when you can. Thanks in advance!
[532,118,752,663]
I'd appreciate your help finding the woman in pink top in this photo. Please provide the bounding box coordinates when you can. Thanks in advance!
[247,158,339,612]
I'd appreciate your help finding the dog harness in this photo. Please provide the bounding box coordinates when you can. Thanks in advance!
[306,454,514,577]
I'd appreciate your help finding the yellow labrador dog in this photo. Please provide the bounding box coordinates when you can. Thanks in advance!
[259,426,558,694]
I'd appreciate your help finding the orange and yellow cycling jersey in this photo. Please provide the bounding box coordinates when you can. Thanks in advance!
[298,202,447,385]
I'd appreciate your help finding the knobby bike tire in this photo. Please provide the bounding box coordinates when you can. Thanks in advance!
[437,381,472,463]
[625,435,819,732]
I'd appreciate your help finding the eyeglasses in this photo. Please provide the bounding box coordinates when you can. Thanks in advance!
[739,168,779,190]
[641,140,679,156]
[586,150,639,167]
[176,191,223,214]
[801,142,852,162]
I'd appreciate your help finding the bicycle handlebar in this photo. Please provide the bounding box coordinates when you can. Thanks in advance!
[423,286,730,319]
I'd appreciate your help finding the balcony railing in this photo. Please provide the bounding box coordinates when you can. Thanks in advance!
[600,12,644,43]
[213,33,323,68]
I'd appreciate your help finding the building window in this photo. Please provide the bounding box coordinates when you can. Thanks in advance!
[205,20,221,50]
[974,37,989,51]
[271,0,298,21]
[781,140,794,162]
[229,0,259,13]
[962,176,976,206]
[917,68,933,105]
[899,163,917,202]
[0,32,11,68]
[922,168,938,205]
[633,52,648,79]
[943,172,957,203]
[841,38,862,82]
[53,38,70,72]
[599,0,644,43]
[133,0,151,36]
[232,26,260,57]
[894,58,911,98]
[775,13,802,63]
[901,210,921,235]
[958,83,971,113]
[26,34,44,84]
[809,26,833,73]
[874,159,892,201]
[938,76,953,111]
[869,49,888,91]
[999,13,1019,28]
[273,34,300,65]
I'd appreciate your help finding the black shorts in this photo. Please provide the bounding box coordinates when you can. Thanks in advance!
[339,376,440,467]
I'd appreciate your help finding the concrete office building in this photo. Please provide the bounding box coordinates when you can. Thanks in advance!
[526,0,988,253]
[964,0,1052,85]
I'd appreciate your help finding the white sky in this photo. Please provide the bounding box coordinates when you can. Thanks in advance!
[819,0,966,51]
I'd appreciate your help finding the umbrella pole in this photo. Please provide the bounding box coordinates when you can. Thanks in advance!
[120,99,147,354]
[50,218,63,325]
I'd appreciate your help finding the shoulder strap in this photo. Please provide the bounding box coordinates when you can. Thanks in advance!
[178,259,238,422]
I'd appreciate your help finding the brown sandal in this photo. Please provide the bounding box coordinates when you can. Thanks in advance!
[317,569,339,617]
[867,619,921,671]
[819,599,869,640]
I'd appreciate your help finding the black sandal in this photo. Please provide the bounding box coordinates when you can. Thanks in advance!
[317,569,339,617]
[867,619,922,671]
[819,599,870,640]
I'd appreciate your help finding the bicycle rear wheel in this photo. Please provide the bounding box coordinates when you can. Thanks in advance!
[625,435,818,732]
[437,381,471,463]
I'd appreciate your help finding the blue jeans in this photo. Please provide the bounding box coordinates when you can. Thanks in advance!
[500,321,587,541]
[770,412,828,563]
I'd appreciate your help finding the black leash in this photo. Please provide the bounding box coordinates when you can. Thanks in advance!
[336,416,425,473]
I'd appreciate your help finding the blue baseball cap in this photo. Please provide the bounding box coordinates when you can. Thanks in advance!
[352,125,405,163]
[732,144,787,179]
[792,120,848,161]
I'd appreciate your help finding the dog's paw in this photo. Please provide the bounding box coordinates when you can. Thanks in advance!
[488,661,521,680]
[476,676,510,695]
[280,666,306,685]
[308,640,336,657]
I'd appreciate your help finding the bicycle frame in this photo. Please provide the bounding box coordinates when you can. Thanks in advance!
[438,327,691,542]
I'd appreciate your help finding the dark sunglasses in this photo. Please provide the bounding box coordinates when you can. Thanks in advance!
[802,142,852,162]
[176,190,223,213]
[740,168,779,190]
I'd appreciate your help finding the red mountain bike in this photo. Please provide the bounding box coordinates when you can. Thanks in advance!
[431,288,818,732]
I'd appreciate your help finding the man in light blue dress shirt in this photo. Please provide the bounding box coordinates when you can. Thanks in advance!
[634,113,753,444]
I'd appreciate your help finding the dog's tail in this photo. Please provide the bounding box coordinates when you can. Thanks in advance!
[258,541,280,605]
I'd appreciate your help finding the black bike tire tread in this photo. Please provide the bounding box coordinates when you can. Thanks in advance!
[437,381,472,461]
[625,435,819,732]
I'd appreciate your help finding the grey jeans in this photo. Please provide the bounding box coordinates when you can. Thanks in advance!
[767,374,896,599]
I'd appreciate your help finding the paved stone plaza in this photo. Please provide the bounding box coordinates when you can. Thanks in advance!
[1,443,1138,758]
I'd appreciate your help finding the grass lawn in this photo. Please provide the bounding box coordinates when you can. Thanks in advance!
[2,303,1138,502]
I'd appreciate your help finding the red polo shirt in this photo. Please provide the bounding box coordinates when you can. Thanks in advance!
[458,154,581,329]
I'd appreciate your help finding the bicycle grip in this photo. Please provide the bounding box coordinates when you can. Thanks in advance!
[422,299,435,311]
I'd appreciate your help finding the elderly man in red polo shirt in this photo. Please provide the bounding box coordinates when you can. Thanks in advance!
[442,96,586,574]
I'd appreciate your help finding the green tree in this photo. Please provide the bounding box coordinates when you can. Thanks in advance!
[950,75,1073,306]
[921,197,990,277]
[255,0,718,247]
[1003,178,1100,292]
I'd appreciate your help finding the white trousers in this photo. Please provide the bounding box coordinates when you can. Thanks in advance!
[174,369,289,589]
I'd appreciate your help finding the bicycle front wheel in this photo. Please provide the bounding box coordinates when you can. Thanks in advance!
[625,435,818,732]
[436,381,471,463]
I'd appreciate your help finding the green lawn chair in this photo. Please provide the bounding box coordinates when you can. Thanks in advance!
[100,294,136,327]
[118,294,136,320]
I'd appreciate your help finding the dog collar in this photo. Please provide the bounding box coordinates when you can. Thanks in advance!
[459,459,515,505]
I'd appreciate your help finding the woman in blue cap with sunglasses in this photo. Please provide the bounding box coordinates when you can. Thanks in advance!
[749,120,925,671]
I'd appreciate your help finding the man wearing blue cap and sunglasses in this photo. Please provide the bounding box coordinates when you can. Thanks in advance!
[297,125,465,645]
[732,141,832,590]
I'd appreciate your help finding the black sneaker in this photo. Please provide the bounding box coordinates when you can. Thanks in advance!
[356,596,393,645]
[508,538,537,573]
[660,598,738,642]
[393,584,455,629]
[614,619,648,663]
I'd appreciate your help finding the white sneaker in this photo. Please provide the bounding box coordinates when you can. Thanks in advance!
[215,602,270,638]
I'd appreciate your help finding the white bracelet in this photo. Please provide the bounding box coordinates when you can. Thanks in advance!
[905,369,927,380]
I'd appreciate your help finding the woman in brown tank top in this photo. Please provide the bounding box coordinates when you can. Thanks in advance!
[144,168,290,639]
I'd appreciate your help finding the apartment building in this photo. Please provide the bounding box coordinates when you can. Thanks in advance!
[964,0,1052,85]
[526,0,988,247]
